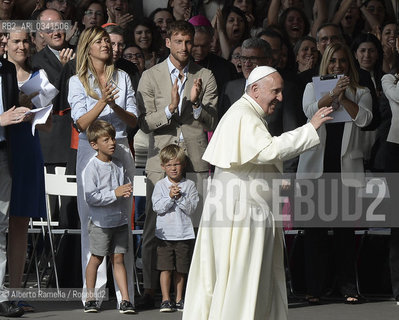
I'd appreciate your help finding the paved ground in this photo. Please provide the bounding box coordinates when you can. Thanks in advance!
[15,297,399,320]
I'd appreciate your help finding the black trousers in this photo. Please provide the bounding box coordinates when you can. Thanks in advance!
[385,142,399,299]
[304,228,357,297]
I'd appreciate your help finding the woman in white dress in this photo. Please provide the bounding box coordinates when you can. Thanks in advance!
[68,26,138,307]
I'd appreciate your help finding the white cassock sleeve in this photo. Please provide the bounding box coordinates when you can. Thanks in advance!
[251,123,320,165]
[203,95,320,171]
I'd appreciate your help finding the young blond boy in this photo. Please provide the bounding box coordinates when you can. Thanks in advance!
[83,120,135,314]
[152,144,199,312]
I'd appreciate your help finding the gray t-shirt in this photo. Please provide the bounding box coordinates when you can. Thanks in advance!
[83,156,128,228]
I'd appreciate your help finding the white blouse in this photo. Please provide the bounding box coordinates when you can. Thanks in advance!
[382,74,399,144]
[68,69,138,140]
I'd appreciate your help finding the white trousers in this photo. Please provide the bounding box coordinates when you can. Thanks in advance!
[77,138,135,306]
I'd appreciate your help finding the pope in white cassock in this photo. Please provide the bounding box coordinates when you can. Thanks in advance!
[183,66,334,320]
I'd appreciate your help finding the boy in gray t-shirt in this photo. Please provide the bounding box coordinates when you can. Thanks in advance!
[82,120,135,314]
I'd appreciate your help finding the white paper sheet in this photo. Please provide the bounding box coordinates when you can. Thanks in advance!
[25,105,53,136]
[312,74,352,123]
[20,70,59,109]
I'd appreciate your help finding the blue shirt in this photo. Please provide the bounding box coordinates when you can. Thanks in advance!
[152,176,199,240]
[69,69,138,140]
[164,57,202,121]
[83,156,129,228]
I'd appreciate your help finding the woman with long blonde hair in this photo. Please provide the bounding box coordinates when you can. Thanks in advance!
[297,42,373,304]
[68,26,137,312]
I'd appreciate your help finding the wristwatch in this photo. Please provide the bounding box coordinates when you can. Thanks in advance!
[329,89,335,98]
[192,100,200,107]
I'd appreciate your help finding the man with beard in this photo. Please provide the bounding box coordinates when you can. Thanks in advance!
[136,20,218,309]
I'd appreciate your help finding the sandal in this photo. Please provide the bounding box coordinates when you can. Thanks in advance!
[344,295,360,305]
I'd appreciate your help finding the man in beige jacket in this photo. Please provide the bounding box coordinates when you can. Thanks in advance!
[136,20,218,307]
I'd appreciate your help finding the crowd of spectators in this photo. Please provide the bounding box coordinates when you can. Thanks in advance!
[0,0,399,316]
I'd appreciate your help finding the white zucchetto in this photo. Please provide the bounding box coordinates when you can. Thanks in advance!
[246,66,278,89]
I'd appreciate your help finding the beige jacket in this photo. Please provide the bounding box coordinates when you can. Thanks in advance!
[137,59,218,173]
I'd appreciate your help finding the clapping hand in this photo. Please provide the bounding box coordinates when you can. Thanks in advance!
[245,12,255,29]
[100,82,120,107]
[305,55,315,71]
[190,78,202,106]
[115,183,133,198]
[65,22,79,43]
[59,48,75,66]
[169,78,179,114]
[115,12,134,29]
[107,7,134,29]
[183,7,191,21]
[169,184,181,200]
[334,76,350,103]
[212,9,224,32]
[328,75,350,107]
